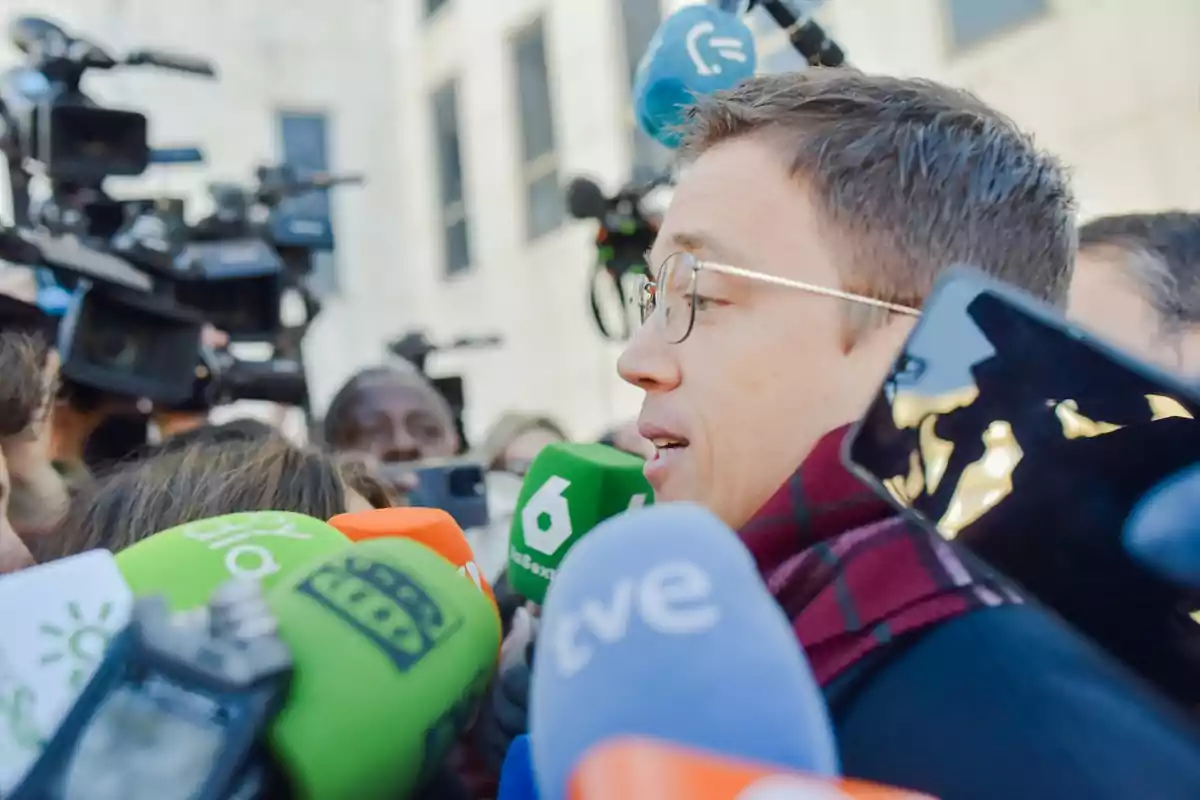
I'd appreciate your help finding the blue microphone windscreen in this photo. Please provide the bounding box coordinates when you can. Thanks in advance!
[530,503,838,799]
[1126,464,1200,589]
[633,5,757,149]
[497,734,540,800]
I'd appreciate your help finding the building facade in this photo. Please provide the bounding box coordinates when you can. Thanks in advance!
[0,0,1194,444]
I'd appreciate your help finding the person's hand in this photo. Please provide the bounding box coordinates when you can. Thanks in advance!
[378,461,421,503]
[1,350,69,539]
[201,325,230,350]
[476,606,537,771]
[0,448,34,574]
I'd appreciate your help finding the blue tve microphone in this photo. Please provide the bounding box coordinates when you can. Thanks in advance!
[1125,464,1200,589]
[633,5,757,149]
[497,734,540,800]
[529,503,838,800]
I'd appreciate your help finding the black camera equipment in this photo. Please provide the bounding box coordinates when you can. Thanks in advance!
[0,15,217,405]
[165,165,363,420]
[566,173,669,341]
[716,0,846,66]
[388,331,504,452]
[177,165,364,341]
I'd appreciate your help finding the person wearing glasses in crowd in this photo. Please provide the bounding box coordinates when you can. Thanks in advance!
[617,71,1200,797]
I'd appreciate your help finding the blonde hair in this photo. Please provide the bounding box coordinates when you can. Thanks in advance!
[475,412,568,471]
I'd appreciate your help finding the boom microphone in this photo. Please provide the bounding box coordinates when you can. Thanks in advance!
[0,551,133,793]
[529,503,838,800]
[570,738,935,800]
[633,5,757,149]
[508,443,653,604]
[265,538,502,799]
[328,507,497,609]
[1126,464,1200,588]
[115,512,349,611]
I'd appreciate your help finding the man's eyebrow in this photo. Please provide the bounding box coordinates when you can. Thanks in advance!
[671,231,722,255]
[647,231,735,264]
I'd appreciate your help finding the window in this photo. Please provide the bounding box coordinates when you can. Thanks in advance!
[944,0,1048,51]
[432,79,472,276]
[513,18,563,240]
[426,0,449,18]
[617,0,670,183]
[276,111,338,295]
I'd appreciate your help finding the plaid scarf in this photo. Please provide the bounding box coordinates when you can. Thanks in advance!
[739,425,1025,686]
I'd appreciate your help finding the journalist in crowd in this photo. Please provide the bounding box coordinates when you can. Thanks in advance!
[612,70,1200,797]
[1069,211,1200,374]
[323,363,461,465]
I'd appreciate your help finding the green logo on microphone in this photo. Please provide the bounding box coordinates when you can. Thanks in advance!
[38,601,117,690]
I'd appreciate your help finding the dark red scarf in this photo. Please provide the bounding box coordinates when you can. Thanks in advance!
[739,425,1025,686]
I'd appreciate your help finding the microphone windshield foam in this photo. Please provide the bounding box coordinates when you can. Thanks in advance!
[530,503,837,800]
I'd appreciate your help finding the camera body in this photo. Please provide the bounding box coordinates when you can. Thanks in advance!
[57,280,204,405]
[0,16,364,414]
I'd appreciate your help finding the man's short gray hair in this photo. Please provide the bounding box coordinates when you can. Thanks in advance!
[681,69,1077,324]
[1078,212,1200,332]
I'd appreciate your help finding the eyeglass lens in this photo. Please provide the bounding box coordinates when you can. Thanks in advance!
[642,252,699,343]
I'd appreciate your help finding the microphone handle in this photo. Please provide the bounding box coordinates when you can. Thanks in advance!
[757,0,847,67]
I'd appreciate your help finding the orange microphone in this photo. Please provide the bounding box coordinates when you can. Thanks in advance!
[327,507,497,610]
[569,738,937,800]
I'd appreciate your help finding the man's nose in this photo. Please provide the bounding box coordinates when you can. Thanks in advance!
[617,323,681,393]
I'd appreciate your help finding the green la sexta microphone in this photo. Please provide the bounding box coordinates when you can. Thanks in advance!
[507,443,653,604]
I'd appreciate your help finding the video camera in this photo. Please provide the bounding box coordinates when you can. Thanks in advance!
[0,15,214,184]
[0,15,364,414]
[566,173,669,340]
[0,15,213,404]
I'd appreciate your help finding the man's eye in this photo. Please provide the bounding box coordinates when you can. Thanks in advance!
[693,295,720,312]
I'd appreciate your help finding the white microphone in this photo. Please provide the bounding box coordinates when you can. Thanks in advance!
[0,551,133,792]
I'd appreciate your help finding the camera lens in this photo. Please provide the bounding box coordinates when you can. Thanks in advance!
[86,327,139,370]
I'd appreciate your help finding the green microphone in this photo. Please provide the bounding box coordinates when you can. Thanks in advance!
[507,442,653,604]
[115,512,349,612]
[266,538,501,799]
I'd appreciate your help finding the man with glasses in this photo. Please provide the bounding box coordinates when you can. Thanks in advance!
[619,70,1200,797]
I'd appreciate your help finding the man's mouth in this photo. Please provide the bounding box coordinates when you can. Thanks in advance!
[649,436,690,456]
[637,422,690,488]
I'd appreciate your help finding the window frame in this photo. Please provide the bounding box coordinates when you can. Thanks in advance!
[512,16,565,241]
[431,77,473,277]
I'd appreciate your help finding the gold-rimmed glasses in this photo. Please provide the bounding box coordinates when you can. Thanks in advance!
[639,251,922,344]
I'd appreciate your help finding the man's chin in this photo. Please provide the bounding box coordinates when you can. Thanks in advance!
[644,460,704,507]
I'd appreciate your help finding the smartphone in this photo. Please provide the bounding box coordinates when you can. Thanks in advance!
[843,266,1200,704]
[407,458,490,530]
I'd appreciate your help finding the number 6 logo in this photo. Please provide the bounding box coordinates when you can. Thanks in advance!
[522,476,573,556]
